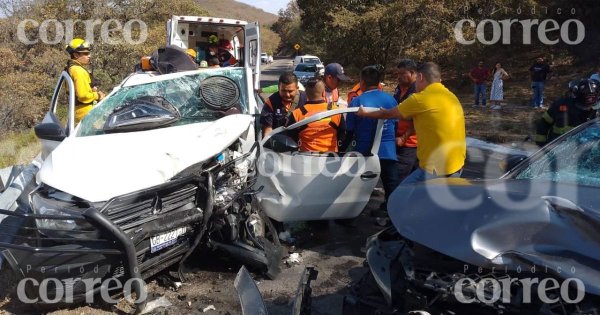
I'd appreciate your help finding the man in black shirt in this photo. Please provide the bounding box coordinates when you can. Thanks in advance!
[260,72,307,136]
[530,57,551,108]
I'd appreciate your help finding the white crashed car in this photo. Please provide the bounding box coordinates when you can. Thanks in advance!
[1,51,384,310]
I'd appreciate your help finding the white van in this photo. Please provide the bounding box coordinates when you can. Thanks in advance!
[166,16,261,90]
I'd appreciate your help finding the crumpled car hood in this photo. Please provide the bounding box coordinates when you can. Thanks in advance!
[39,114,252,202]
[389,178,600,295]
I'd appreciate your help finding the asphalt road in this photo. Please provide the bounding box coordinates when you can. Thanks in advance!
[260,57,294,88]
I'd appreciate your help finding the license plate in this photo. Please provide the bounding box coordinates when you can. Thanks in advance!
[150,227,187,253]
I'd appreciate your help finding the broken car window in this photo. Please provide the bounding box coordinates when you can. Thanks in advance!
[515,122,600,187]
[77,68,249,137]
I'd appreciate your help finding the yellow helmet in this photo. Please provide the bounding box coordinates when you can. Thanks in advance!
[66,38,92,54]
[186,48,197,59]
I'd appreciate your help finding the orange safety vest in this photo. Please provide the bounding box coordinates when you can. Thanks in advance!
[347,83,385,104]
[323,88,339,109]
[291,101,342,152]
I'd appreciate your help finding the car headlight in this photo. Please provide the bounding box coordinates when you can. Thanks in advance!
[30,188,95,236]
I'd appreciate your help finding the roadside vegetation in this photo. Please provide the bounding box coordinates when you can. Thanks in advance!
[274,0,599,144]
[0,0,281,168]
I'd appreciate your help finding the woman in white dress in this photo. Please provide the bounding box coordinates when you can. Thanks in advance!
[490,63,509,109]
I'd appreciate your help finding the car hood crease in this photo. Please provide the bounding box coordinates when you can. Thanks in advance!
[39,114,253,202]
[388,178,600,295]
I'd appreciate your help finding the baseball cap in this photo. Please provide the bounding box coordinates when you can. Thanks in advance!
[325,63,351,81]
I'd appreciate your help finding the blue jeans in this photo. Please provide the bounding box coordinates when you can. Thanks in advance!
[531,81,545,107]
[474,84,486,106]
[400,167,462,186]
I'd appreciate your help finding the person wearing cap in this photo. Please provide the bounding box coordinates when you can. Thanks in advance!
[65,38,105,123]
[323,63,350,108]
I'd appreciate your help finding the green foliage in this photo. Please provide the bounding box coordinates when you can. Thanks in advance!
[275,0,595,74]
[0,0,209,134]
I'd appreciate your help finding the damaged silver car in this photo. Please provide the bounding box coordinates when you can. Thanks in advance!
[348,119,600,314]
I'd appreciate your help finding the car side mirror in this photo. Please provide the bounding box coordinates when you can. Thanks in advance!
[264,134,298,153]
[34,122,66,142]
[500,154,528,172]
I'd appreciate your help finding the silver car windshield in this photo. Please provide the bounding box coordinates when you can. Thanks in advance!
[77,68,249,137]
[515,121,600,187]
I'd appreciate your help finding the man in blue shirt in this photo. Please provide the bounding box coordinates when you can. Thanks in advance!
[346,66,399,218]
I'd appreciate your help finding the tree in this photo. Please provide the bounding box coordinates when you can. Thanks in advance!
[0,0,208,133]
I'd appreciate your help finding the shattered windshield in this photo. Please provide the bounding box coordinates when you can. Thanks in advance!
[76,68,249,137]
[515,121,600,187]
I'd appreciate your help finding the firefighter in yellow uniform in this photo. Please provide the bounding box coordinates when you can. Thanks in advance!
[65,38,105,123]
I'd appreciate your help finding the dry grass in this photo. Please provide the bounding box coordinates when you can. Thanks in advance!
[0,130,40,168]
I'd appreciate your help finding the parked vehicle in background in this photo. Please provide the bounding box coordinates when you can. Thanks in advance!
[293,55,324,75]
[261,53,268,64]
[293,63,320,84]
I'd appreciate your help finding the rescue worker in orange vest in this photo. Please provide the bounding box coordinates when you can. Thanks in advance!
[260,72,307,136]
[393,59,419,182]
[323,63,350,108]
[347,64,385,104]
[65,38,105,123]
[287,77,345,152]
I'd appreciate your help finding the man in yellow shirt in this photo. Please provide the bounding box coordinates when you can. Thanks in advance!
[357,62,466,185]
[65,38,105,123]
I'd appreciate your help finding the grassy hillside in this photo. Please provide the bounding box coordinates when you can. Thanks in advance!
[197,0,278,25]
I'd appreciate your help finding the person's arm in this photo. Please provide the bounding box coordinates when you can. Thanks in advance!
[396,121,415,146]
[262,126,273,136]
[70,67,100,104]
[357,106,403,119]
[468,69,476,82]
[259,105,274,137]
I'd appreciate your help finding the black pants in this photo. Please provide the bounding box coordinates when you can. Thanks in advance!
[379,159,401,211]
[397,146,418,183]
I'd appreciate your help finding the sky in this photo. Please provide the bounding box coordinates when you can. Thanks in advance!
[235,0,290,15]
